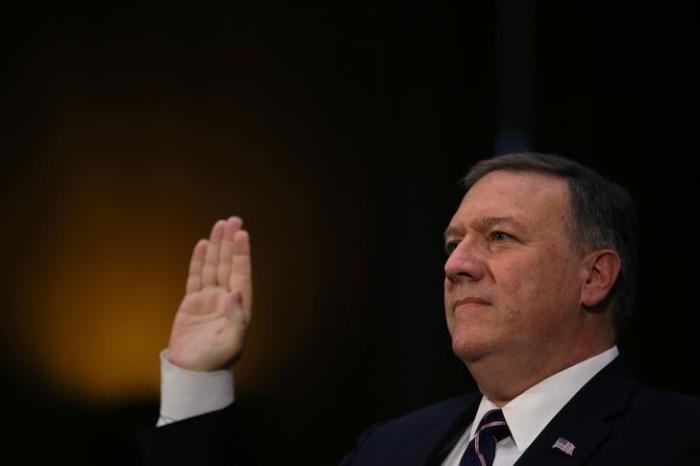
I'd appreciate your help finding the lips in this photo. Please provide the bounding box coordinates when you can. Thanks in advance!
[453,297,491,311]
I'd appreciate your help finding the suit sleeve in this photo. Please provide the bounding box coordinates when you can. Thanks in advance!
[137,403,251,466]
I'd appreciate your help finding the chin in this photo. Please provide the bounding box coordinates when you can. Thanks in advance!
[450,334,491,364]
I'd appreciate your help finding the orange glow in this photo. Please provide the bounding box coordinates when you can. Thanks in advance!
[11,101,327,402]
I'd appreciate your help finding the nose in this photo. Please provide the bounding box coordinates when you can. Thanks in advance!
[444,239,486,284]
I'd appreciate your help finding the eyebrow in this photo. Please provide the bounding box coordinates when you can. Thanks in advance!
[442,216,526,239]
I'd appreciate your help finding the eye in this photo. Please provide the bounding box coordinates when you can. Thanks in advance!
[444,240,459,255]
[489,231,514,242]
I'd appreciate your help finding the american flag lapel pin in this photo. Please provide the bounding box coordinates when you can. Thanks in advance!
[551,437,575,456]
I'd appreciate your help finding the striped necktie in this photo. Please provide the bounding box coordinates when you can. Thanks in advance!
[459,409,511,466]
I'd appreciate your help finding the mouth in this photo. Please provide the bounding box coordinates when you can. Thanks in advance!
[453,297,491,311]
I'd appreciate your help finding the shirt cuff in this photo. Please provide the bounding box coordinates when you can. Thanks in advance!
[157,349,235,426]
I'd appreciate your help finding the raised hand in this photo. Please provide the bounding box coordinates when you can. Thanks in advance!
[167,217,252,371]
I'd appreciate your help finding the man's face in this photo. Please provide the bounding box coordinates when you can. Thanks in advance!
[443,170,588,365]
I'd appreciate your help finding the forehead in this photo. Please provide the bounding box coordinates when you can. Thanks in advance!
[450,170,572,229]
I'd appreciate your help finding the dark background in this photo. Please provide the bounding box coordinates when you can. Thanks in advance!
[1,2,698,465]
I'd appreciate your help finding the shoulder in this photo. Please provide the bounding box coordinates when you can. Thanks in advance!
[340,393,480,466]
[371,393,479,437]
[387,394,478,426]
[598,382,700,464]
[583,356,700,436]
[625,382,700,425]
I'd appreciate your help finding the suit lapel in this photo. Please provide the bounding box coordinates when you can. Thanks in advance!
[400,393,481,466]
[514,412,611,466]
[514,357,638,466]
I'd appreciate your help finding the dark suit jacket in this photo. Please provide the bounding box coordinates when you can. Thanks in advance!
[138,357,700,465]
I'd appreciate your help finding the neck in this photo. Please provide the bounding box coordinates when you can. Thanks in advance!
[467,338,615,407]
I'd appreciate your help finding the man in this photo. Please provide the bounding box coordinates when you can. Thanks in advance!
[139,153,700,465]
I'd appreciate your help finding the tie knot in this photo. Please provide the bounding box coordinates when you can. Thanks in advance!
[459,409,511,466]
[476,409,510,442]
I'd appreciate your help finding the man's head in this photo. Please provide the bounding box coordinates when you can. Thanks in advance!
[442,153,637,397]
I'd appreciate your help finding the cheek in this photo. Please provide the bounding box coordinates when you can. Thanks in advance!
[444,279,455,333]
[496,256,560,312]
[497,260,536,303]
[495,272,530,334]
[498,253,580,324]
[443,286,456,335]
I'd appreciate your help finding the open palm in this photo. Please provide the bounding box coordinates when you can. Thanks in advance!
[168,217,252,371]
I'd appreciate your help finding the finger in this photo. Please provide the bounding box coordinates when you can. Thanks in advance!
[185,239,208,294]
[217,216,243,290]
[229,229,252,322]
[202,220,226,287]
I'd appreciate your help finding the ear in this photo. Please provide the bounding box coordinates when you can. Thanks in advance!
[581,250,621,308]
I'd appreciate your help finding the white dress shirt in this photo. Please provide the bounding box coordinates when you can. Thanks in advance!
[158,346,618,466]
[157,350,235,426]
[440,346,619,466]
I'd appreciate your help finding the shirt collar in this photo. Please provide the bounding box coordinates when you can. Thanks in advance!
[470,346,619,452]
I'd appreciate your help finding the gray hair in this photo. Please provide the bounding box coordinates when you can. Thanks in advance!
[461,152,638,336]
